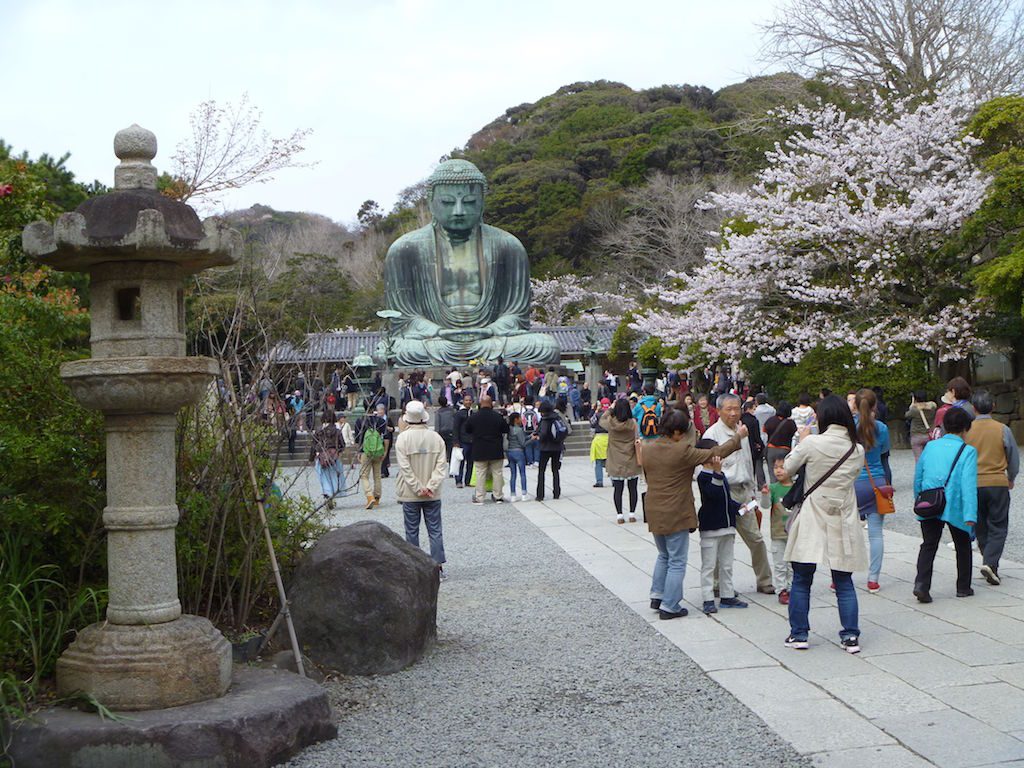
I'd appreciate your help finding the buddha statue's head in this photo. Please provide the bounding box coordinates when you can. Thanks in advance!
[427,159,487,240]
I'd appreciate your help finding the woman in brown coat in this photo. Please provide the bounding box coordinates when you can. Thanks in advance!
[639,408,745,619]
[600,399,642,523]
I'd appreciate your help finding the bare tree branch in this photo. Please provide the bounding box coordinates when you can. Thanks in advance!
[169,93,315,207]
[761,0,1024,97]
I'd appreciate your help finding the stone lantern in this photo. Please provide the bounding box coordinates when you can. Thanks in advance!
[23,125,238,710]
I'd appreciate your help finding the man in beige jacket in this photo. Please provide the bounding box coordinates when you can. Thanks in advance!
[704,393,775,594]
[395,400,449,575]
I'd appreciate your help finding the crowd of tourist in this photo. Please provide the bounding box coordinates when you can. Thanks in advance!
[291,357,1019,654]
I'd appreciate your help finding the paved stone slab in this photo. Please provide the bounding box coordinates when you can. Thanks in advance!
[867,650,999,690]
[757,696,895,754]
[917,631,1024,667]
[873,708,1024,768]
[810,744,937,768]
[818,671,949,719]
[930,682,1024,732]
[434,455,1024,766]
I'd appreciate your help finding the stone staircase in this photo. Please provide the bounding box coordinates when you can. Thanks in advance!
[274,421,596,469]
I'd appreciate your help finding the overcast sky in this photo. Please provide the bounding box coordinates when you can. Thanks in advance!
[4,0,779,226]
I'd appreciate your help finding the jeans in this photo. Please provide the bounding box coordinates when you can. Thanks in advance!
[856,478,884,582]
[525,439,540,465]
[402,500,446,564]
[977,486,1011,571]
[507,449,527,495]
[916,518,972,593]
[594,458,606,485]
[789,562,859,641]
[536,450,561,500]
[651,530,690,614]
[456,443,474,484]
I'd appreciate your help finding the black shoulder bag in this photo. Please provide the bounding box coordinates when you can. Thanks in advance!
[914,443,966,519]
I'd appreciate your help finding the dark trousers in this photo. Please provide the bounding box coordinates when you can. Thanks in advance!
[612,477,639,516]
[457,443,474,484]
[536,450,562,500]
[440,432,454,464]
[916,518,972,593]
[976,486,1011,571]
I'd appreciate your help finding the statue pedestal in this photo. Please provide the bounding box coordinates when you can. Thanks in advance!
[56,615,231,710]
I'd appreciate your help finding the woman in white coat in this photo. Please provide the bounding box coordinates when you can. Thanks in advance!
[783,395,867,653]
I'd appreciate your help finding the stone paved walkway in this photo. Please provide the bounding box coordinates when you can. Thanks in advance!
[521,456,1024,768]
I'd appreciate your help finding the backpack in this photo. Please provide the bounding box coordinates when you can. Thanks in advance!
[362,422,386,459]
[523,408,538,433]
[550,416,569,443]
[639,401,659,438]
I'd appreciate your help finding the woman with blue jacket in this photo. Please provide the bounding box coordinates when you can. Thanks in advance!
[854,388,891,594]
[913,407,978,603]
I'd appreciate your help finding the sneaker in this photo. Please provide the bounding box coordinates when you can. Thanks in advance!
[778,589,790,605]
[616,516,625,525]
[456,482,464,489]
[719,597,748,609]
[593,482,604,488]
[981,564,1001,585]
[520,494,529,502]
[841,636,861,654]
[472,498,484,505]
[756,585,776,595]
[703,600,718,615]
[438,566,447,582]
[493,496,505,504]
[867,581,881,594]
[785,635,809,650]
[628,515,637,523]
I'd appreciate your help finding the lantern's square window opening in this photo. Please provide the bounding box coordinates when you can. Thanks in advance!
[117,287,141,321]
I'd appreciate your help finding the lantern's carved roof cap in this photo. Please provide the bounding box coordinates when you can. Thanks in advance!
[20,124,239,273]
[75,188,204,245]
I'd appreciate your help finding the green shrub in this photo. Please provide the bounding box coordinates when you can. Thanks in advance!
[748,344,941,416]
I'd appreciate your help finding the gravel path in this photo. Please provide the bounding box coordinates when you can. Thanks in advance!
[879,449,1024,563]
[281,469,809,768]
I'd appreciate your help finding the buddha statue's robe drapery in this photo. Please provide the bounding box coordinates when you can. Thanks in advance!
[383,222,560,367]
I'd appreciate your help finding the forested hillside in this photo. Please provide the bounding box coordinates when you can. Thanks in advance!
[450,74,815,272]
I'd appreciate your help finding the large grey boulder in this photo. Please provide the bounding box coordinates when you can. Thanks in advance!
[289,521,440,675]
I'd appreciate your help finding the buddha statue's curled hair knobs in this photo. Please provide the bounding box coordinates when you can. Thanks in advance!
[427,159,488,194]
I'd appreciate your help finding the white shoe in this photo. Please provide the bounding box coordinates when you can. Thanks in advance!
[520,494,529,502]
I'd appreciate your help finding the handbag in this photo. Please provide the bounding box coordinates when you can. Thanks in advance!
[783,443,857,531]
[914,442,967,519]
[864,462,896,514]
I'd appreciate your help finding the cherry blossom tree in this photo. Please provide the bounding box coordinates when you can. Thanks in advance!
[635,93,991,366]
[530,277,636,326]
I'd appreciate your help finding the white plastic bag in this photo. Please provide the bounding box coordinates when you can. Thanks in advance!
[450,446,464,473]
